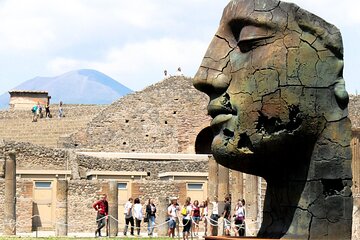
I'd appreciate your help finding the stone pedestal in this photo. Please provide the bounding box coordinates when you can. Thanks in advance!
[55,180,68,236]
[108,181,118,237]
[4,152,16,235]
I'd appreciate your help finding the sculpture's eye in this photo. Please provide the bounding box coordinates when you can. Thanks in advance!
[238,36,270,53]
[230,23,273,53]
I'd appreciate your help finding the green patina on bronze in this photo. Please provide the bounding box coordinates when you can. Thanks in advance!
[194,0,352,239]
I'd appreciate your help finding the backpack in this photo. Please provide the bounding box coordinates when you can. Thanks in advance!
[31,106,36,113]
[181,206,187,216]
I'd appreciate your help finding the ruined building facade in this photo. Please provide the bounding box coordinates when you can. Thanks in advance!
[0,77,359,238]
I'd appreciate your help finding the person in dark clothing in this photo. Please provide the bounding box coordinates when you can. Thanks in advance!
[93,194,108,237]
[146,198,157,236]
[222,196,231,236]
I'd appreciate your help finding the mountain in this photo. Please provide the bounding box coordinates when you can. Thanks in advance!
[0,69,132,109]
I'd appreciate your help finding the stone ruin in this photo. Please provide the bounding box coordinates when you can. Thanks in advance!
[194,0,352,239]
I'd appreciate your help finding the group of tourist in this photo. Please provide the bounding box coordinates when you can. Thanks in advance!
[123,197,157,237]
[31,101,64,122]
[164,67,183,79]
[167,196,246,239]
[93,194,246,238]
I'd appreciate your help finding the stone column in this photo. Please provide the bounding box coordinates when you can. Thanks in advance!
[4,152,16,235]
[244,174,258,236]
[108,181,118,237]
[208,156,219,199]
[55,180,68,236]
[208,156,219,236]
[157,197,168,236]
[352,132,360,240]
[218,165,229,200]
[231,170,244,208]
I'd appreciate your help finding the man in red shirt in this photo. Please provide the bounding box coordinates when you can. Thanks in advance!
[93,194,108,237]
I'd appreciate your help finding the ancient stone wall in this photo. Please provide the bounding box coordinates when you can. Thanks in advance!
[3,141,68,170]
[349,95,360,129]
[68,77,210,153]
[16,180,33,233]
[0,179,4,232]
[76,154,208,180]
[0,105,105,148]
[67,180,106,233]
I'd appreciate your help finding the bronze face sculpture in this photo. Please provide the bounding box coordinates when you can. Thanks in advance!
[194,0,352,238]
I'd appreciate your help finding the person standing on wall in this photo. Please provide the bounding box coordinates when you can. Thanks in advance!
[123,197,134,236]
[93,194,108,238]
[58,101,64,118]
[45,101,51,118]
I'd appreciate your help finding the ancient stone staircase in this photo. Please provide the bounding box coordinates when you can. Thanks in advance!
[0,105,105,148]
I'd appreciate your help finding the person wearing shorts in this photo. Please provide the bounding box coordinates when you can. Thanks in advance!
[168,198,179,238]
[182,199,193,240]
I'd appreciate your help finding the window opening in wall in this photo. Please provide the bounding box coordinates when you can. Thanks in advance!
[118,183,128,190]
[34,181,52,189]
[187,183,203,190]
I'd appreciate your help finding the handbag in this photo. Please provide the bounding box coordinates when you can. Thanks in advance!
[144,213,149,222]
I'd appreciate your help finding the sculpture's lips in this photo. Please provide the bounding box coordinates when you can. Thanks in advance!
[208,105,236,126]
[211,114,233,126]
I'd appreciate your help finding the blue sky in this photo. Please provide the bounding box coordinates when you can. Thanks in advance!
[0,0,359,95]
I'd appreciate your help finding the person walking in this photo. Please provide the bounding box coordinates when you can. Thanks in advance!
[146,198,156,236]
[133,198,143,236]
[93,194,108,238]
[123,197,134,236]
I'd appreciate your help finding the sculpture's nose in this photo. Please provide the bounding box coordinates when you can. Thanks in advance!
[193,67,230,96]
[193,35,232,96]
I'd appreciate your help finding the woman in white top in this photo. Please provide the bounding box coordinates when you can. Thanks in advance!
[133,198,143,236]
[234,199,246,236]
[201,200,209,236]
[209,197,219,236]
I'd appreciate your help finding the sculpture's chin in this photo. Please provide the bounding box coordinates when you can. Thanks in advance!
[211,134,259,175]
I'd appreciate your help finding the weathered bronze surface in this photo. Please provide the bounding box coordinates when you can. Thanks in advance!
[194,0,352,239]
